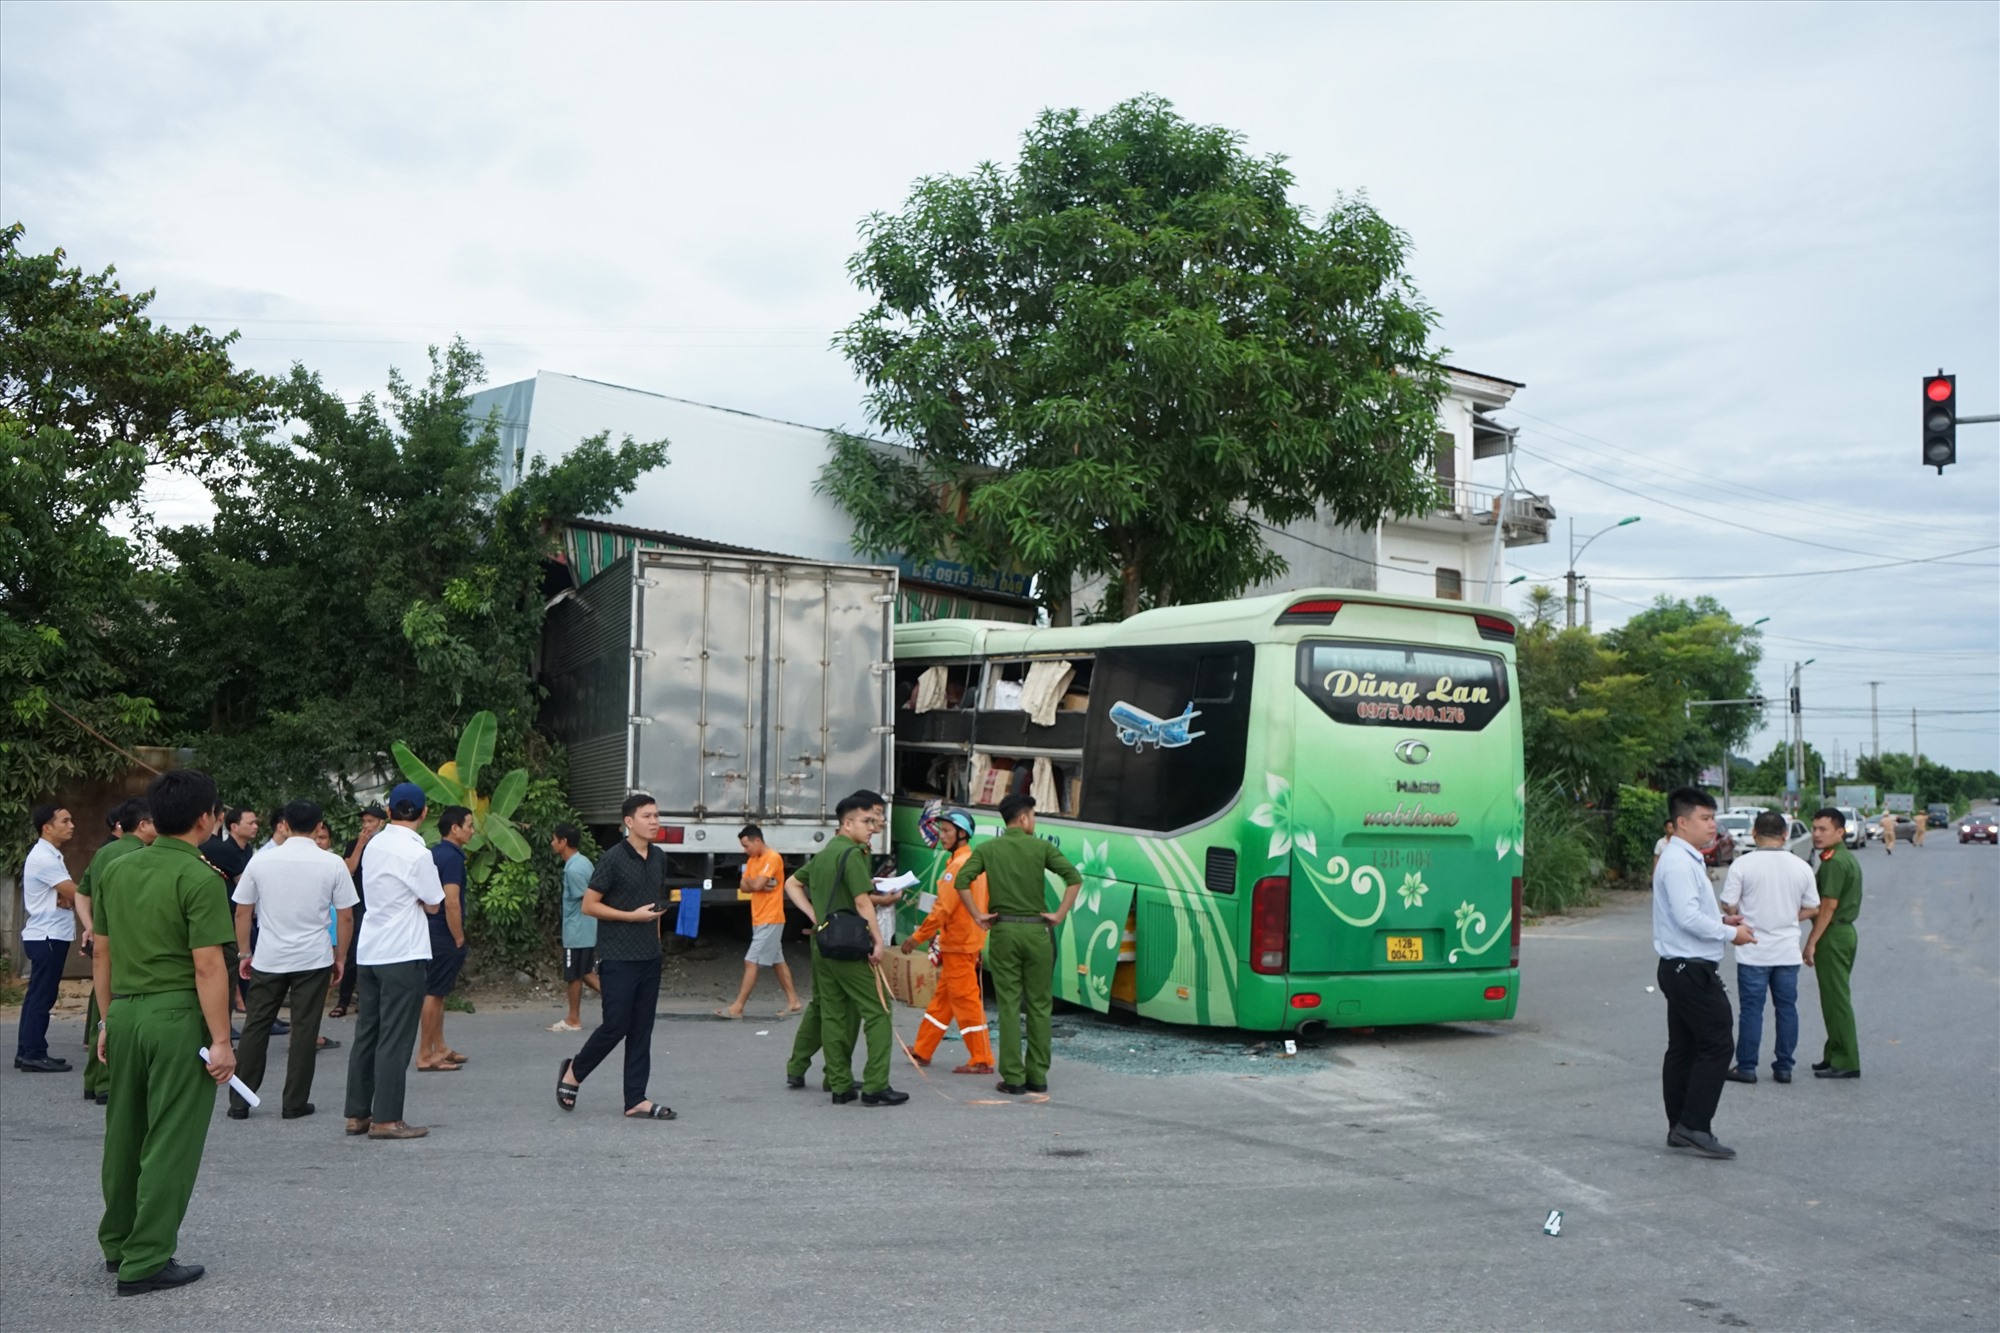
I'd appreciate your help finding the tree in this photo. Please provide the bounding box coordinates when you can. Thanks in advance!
[143,339,667,810]
[819,95,1448,621]
[1745,741,1829,801]
[1601,596,1764,787]
[1516,620,1679,804]
[0,224,272,851]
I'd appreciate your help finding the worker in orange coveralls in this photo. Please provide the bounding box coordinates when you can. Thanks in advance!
[899,809,994,1074]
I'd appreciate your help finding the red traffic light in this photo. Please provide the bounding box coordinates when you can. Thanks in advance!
[1926,377,1954,402]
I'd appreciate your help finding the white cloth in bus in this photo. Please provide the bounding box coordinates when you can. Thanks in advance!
[1021,660,1076,726]
[913,665,949,713]
[1031,756,1059,812]
[990,679,1025,711]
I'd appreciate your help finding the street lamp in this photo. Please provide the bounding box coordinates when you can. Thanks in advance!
[1565,516,1640,629]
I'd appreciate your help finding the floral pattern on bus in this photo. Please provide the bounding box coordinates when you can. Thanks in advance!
[1249,773,1316,860]
[1299,854,1387,928]
[1450,898,1510,962]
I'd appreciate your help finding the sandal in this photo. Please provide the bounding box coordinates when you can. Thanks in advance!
[328,1006,348,1019]
[556,1059,578,1112]
[712,1009,743,1020]
[624,1102,676,1120]
[416,1062,462,1073]
[444,1051,469,1064]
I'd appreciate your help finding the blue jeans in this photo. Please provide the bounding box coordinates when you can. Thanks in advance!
[17,938,71,1061]
[1735,962,1800,1073]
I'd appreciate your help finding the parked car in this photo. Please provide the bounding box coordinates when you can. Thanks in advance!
[1703,831,1738,869]
[1716,811,1757,855]
[1960,812,1998,845]
[1782,816,1812,860]
[1835,806,1867,849]
[1926,803,1950,829]
[1865,816,1883,840]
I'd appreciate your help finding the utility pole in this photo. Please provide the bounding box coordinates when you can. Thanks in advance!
[1584,581,1592,631]
[1912,708,1920,773]
[1869,681,1880,760]
[1565,515,1639,631]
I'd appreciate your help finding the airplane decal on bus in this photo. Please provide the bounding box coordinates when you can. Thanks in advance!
[1108,701,1204,750]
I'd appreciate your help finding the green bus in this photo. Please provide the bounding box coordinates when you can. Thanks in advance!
[886,589,1524,1035]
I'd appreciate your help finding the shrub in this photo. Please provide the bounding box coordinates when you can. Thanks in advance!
[1522,777,1601,915]
[1611,784,1667,882]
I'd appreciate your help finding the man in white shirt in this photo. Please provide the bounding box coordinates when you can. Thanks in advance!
[17,803,79,1073]
[1651,786,1754,1160]
[227,800,358,1120]
[1718,810,1821,1086]
[343,783,443,1141]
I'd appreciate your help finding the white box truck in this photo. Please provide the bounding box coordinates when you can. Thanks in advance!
[541,548,896,899]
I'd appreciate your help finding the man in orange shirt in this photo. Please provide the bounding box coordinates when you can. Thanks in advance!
[899,809,995,1074]
[716,825,801,1019]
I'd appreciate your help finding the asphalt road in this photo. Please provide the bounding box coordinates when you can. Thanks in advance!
[2,837,1994,1331]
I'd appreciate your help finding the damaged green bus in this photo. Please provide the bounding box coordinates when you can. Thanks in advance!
[887,589,1524,1035]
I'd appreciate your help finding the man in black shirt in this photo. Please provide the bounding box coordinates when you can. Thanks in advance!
[201,807,258,1016]
[556,794,673,1120]
[331,804,385,1018]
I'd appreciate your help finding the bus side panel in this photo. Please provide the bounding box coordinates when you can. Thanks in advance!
[1131,861,1238,1027]
[1051,873,1136,1013]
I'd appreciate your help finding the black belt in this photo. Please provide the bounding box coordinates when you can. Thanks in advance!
[993,914,1049,923]
[1660,957,1718,968]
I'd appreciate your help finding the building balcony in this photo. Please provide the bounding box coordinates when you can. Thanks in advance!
[1395,480,1555,547]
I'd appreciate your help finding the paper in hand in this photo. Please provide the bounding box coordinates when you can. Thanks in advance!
[873,871,920,896]
[197,1047,260,1107]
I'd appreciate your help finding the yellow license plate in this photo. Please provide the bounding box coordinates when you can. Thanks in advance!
[1386,936,1424,963]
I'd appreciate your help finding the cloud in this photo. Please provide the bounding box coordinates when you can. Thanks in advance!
[4,0,1993,766]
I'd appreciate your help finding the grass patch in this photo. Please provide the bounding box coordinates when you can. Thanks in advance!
[444,994,476,1014]
[1523,777,1602,916]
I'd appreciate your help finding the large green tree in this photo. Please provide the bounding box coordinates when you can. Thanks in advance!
[819,95,1448,621]
[1601,596,1765,787]
[0,224,272,847]
[145,339,667,808]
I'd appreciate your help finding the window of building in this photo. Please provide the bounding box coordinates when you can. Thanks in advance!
[1435,567,1463,601]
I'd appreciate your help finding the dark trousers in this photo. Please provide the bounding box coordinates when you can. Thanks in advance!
[1659,956,1734,1133]
[336,904,365,1009]
[17,938,71,1061]
[343,960,424,1123]
[235,965,331,1114]
[571,958,660,1110]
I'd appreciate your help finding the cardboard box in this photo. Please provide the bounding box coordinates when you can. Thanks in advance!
[879,948,940,1010]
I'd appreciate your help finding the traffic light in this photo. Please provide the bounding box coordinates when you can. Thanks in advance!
[1923,372,1956,473]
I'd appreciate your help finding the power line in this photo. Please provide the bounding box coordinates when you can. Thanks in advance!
[1566,543,1997,582]
[1504,409,1996,545]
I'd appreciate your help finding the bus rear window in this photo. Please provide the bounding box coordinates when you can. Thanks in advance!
[1297,641,1509,732]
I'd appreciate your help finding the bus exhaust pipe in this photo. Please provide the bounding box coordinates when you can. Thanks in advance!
[1295,1019,1329,1044]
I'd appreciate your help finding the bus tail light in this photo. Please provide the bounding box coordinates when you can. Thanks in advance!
[1290,993,1321,1009]
[1250,876,1290,975]
[1278,599,1344,624]
[1510,875,1522,968]
[1475,614,1517,643]
[1484,985,1508,1001]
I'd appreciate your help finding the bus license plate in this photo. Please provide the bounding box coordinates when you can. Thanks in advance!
[1386,936,1424,963]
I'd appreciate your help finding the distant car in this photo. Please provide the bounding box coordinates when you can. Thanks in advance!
[1834,806,1867,850]
[1864,817,1883,841]
[1960,812,1998,845]
[1783,817,1812,861]
[1926,803,1950,828]
[1715,811,1756,855]
[1703,832,1737,869]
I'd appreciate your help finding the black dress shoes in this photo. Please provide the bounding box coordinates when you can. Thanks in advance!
[785,1073,805,1089]
[1667,1124,1738,1159]
[282,1103,315,1119]
[14,1056,71,1073]
[1811,1060,1831,1071]
[861,1087,910,1107]
[1813,1066,1860,1079]
[104,1259,120,1273]
[829,1089,858,1104]
[995,1081,1028,1096]
[1773,1069,1792,1084]
[225,1106,249,1120]
[1723,1068,1756,1084]
[1026,1082,1049,1094]
[117,1258,205,1296]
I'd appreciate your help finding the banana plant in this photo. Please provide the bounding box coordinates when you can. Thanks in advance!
[391,710,534,884]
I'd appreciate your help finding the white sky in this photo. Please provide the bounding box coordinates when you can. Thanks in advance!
[4,1,1995,773]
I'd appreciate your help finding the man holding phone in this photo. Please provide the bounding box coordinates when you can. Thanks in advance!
[557,794,675,1120]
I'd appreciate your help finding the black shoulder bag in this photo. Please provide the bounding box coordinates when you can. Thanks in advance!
[814,846,875,961]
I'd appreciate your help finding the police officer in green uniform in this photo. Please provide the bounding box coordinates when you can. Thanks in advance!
[76,799,154,1105]
[782,792,908,1106]
[958,794,1083,1096]
[783,791,900,1094]
[1804,806,1863,1079]
[91,770,238,1296]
